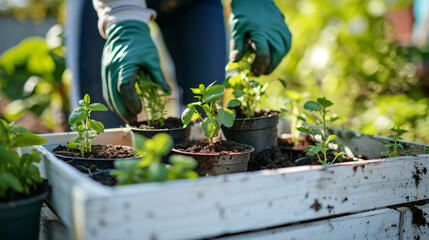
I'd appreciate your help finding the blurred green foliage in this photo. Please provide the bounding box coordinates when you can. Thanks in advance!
[0,24,70,130]
[0,0,66,23]
[259,0,429,143]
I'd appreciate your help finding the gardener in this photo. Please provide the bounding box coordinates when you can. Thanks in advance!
[67,0,291,125]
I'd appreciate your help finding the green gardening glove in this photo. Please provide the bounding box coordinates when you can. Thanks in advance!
[230,0,292,76]
[102,20,171,123]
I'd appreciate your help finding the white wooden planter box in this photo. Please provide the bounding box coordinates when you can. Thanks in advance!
[20,128,429,240]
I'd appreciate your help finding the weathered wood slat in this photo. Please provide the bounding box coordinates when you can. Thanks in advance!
[397,202,429,239]
[215,208,400,240]
[24,129,429,240]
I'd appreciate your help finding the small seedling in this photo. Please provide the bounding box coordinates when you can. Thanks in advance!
[0,117,47,198]
[224,51,268,118]
[136,72,169,126]
[67,94,108,157]
[281,90,310,145]
[297,97,346,165]
[111,133,198,185]
[181,81,236,143]
[381,126,407,158]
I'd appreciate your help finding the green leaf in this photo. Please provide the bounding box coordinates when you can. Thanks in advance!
[304,101,322,111]
[201,118,218,139]
[296,127,313,135]
[203,85,225,103]
[152,133,173,156]
[132,134,148,155]
[89,119,105,133]
[223,76,232,88]
[207,81,216,89]
[218,108,236,128]
[305,145,321,156]
[84,94,90,104]
[187,102,200,107]
[10,132,47,148]
[278,78,287,88]
[228,75,243,88]
[202,104,210,115]
[190,88,203,94]
[10,125,30,135]
[68,107,88,125]
[311,129,324,137]
[181,106,195,126]
[70,136,84,142]
[0,172,23,193]
[317,97,333,108]
[232,91,243,98]
[148,162,168,181]
[67,141,77,149]
[249,80,260,88]
[169,154,197,169]
[88,103,108,112]
[228,99,242,108]
[391,127,407,136]
[326,134,337,144]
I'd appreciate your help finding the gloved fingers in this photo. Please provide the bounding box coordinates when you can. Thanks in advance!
[102,65,138,123]
[266,38,287,74]
[118,64,142,116]
[229,32,246,62]
[249,33,270,76]
[266,28,292,74]
[145,64,171,93]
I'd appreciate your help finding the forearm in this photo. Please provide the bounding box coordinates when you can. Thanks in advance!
[92,0,156,38]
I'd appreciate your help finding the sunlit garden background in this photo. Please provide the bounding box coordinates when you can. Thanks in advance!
[1,0,429,143]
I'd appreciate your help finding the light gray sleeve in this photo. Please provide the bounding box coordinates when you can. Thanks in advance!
[92,0,156,39]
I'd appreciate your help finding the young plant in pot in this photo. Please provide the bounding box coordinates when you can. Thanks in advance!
[0,116,49,240]
[222,52,282,154]
[276,90,315,161]
[92,133,199,186]
[172,82,254,176]
[128,72,190,144]
[52,94,138,173]
[295,97,347,166]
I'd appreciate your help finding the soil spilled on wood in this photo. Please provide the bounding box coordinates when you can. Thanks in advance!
[174,140,252,154]
[409,206,429,227]
[310,199,322,212]
[412,163,428,188]
[53,144,136,159]
[129,117,183,130]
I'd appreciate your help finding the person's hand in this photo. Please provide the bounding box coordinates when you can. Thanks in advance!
[102,20,170,123]
[229,0,292,76]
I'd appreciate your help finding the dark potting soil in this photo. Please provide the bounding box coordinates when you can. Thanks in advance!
[91,172,117,187]
[250,135,364,170]
[129,117,183,130]
[248,146,296,171]
[232,107,278,119]
[278,135,315,150]
[174,140,252,154]
[52,144,137,159]
[0,180,49,203]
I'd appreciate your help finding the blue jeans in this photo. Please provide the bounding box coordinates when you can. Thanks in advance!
[66,0,226,127]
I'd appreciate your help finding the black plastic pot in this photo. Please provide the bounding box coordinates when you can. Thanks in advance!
[222,113,279,154]
[0,189,49,240]
[53,145,139,173]
[172,144,254,176]
[129,127,191,145]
